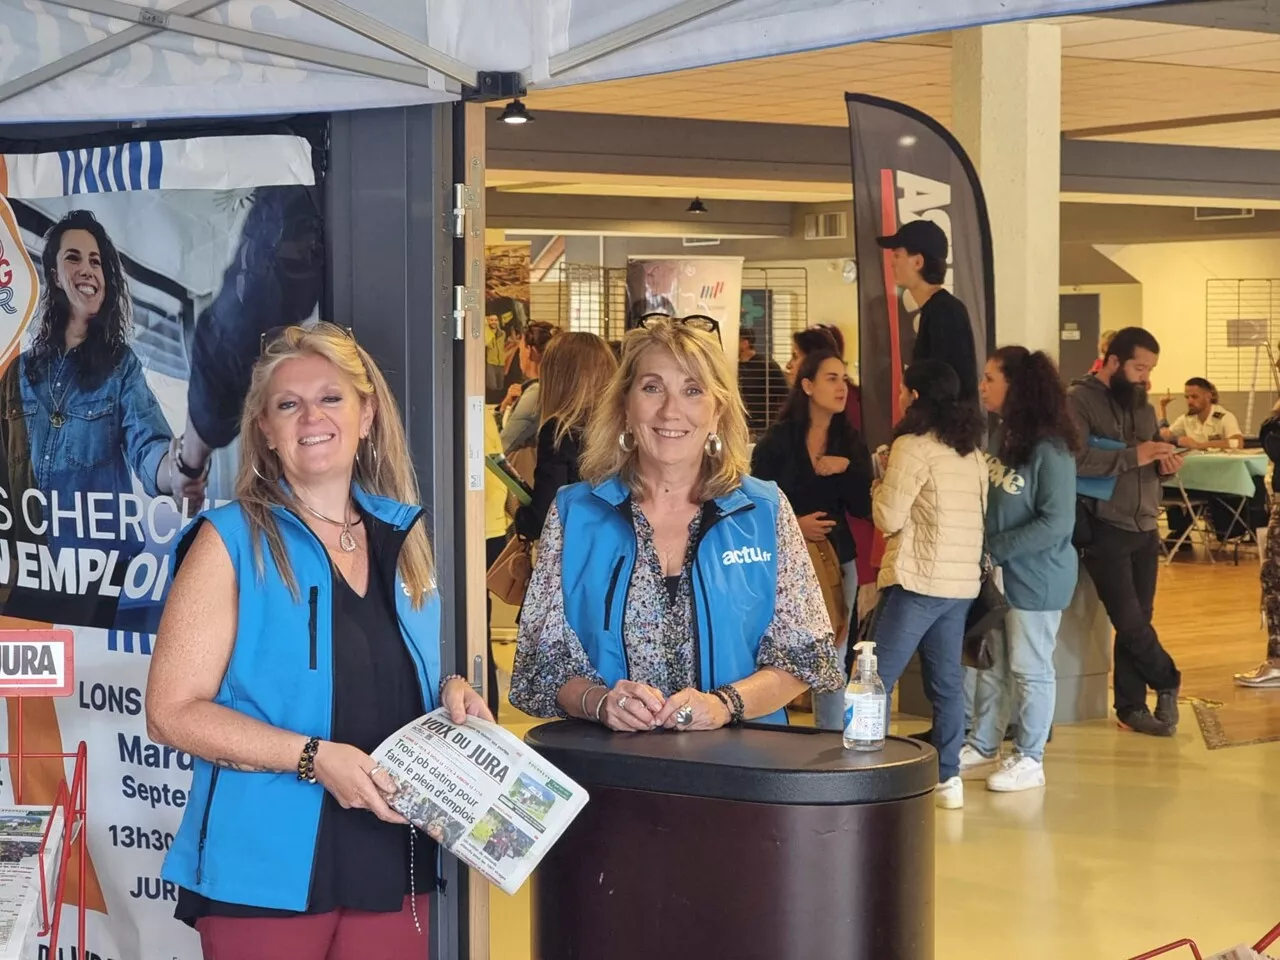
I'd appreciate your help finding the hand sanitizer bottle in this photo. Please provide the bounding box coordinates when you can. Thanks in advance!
[843,641,887,752]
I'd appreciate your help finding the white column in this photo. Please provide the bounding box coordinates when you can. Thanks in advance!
[952,22,1062,358]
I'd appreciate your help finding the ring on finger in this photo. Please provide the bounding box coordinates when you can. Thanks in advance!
[617,695,631,710]
[675,704,694,728]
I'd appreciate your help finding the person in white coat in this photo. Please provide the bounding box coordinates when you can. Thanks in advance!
[870,359,987,810]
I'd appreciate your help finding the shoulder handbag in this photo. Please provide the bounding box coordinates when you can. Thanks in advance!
[486,536,533,607]
[963,451,1007,669]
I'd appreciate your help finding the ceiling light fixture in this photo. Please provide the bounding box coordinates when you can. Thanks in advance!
[686,197,708,215]
[499,99,534,124]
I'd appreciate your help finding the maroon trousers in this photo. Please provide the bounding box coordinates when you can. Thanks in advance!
[196,895,430,960]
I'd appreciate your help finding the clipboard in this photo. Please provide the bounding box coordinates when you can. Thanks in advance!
[485,453,534,506]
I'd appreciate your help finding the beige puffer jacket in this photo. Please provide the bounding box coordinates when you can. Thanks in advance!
[873,432,987,599]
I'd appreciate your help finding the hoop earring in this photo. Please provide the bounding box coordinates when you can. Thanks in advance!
[704,433,723,460]
[357,437,381,477]
[251,460,272,483]
[618,429,637,454]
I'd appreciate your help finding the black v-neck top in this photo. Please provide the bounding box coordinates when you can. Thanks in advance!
[176,514,435,923]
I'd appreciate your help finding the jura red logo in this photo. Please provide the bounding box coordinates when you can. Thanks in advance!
[0,631,74,697]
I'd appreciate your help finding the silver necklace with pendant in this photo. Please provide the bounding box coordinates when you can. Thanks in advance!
[296,498,358,553]
[47,353,73,428]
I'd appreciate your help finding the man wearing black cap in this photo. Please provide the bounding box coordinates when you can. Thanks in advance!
[877,219,979,401]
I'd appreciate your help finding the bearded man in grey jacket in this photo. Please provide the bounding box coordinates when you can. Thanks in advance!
[1067,327,1184,737]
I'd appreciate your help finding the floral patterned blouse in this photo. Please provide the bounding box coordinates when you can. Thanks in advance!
[509,490,842,719]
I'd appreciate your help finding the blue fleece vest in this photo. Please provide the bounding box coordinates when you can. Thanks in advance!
[161,488,441,911]
[557,475,787,725]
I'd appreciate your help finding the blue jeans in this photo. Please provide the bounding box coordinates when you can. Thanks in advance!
[968,608,1061,762]
[872,586,969,782]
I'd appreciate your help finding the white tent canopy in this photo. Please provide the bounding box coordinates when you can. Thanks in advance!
[0,0,1146,123]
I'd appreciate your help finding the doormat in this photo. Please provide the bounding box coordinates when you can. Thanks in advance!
[1192,697,1280,750]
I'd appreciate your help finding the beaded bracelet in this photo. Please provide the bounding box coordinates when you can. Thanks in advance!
[713,684,745,725]
[438,674,467,701]
[297,736,320,783]
[710,689,733,722]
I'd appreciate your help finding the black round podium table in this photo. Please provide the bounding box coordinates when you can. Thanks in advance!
[525,721,937,960]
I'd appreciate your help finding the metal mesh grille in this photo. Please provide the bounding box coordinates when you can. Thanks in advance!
[742,266,809,366]
[529,264,628,343]
[524,263,811,431]
[742,265,808,433]
[1206,280,1280,391]
[1205,279,1280,433]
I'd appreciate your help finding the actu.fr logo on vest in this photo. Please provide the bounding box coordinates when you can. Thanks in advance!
[721,546,773,566]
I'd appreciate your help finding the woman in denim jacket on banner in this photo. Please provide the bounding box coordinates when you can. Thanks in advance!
[4,210,202,509]
[510,318,841,731]
[0,210,205,623]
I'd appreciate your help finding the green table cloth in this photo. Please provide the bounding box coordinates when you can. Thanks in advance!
[1162,452,1268,499]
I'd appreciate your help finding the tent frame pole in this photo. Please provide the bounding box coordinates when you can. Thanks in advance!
[288,0,476,86]
[1,0,480,101]
[0,0,223,107]
[548,0,744,77]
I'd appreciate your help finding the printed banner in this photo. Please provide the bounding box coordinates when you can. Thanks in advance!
[484,243,530,405]
[624,257,744,375]
[846,93,995,449]
[0,131,323,960]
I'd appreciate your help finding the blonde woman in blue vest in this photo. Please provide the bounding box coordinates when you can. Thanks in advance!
[145,322,489,959]
[510,318,841,731]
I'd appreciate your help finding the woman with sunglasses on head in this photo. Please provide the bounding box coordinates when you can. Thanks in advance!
[510,319,841,732]
[146,322,491,959]
[959,347,1079,794]
[752,349,873,730]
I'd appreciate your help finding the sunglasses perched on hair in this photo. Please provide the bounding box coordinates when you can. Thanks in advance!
[629,313,722,342]
[259,323,355,355]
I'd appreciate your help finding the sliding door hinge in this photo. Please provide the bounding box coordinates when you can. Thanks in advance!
[452,183,481,238]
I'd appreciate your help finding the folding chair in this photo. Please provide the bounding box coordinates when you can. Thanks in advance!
[1210,491,1261,565]
[1161,474,1215,565]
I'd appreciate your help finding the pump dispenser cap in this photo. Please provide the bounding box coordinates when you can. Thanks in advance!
[853,640,877,671]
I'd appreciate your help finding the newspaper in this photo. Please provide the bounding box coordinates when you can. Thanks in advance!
[372,709,588,895]
[1207,948,1279,960]
[0,806,64,960]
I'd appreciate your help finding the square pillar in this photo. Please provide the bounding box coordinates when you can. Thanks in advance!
[952,23,1062,358]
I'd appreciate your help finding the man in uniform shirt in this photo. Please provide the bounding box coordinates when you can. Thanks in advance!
[876,219,978,402]
[1159,377,1244,450]
[1160,377,1250,547]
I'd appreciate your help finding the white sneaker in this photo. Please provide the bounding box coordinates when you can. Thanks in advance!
[986,755,1046,793]
[935,776,964,810]
[958,744,998,774]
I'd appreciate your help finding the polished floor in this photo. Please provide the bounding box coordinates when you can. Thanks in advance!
[487,558,1280,960]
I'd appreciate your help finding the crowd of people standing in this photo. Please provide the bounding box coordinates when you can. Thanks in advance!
[487,218,1200,814]
[129,211,1274,955]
